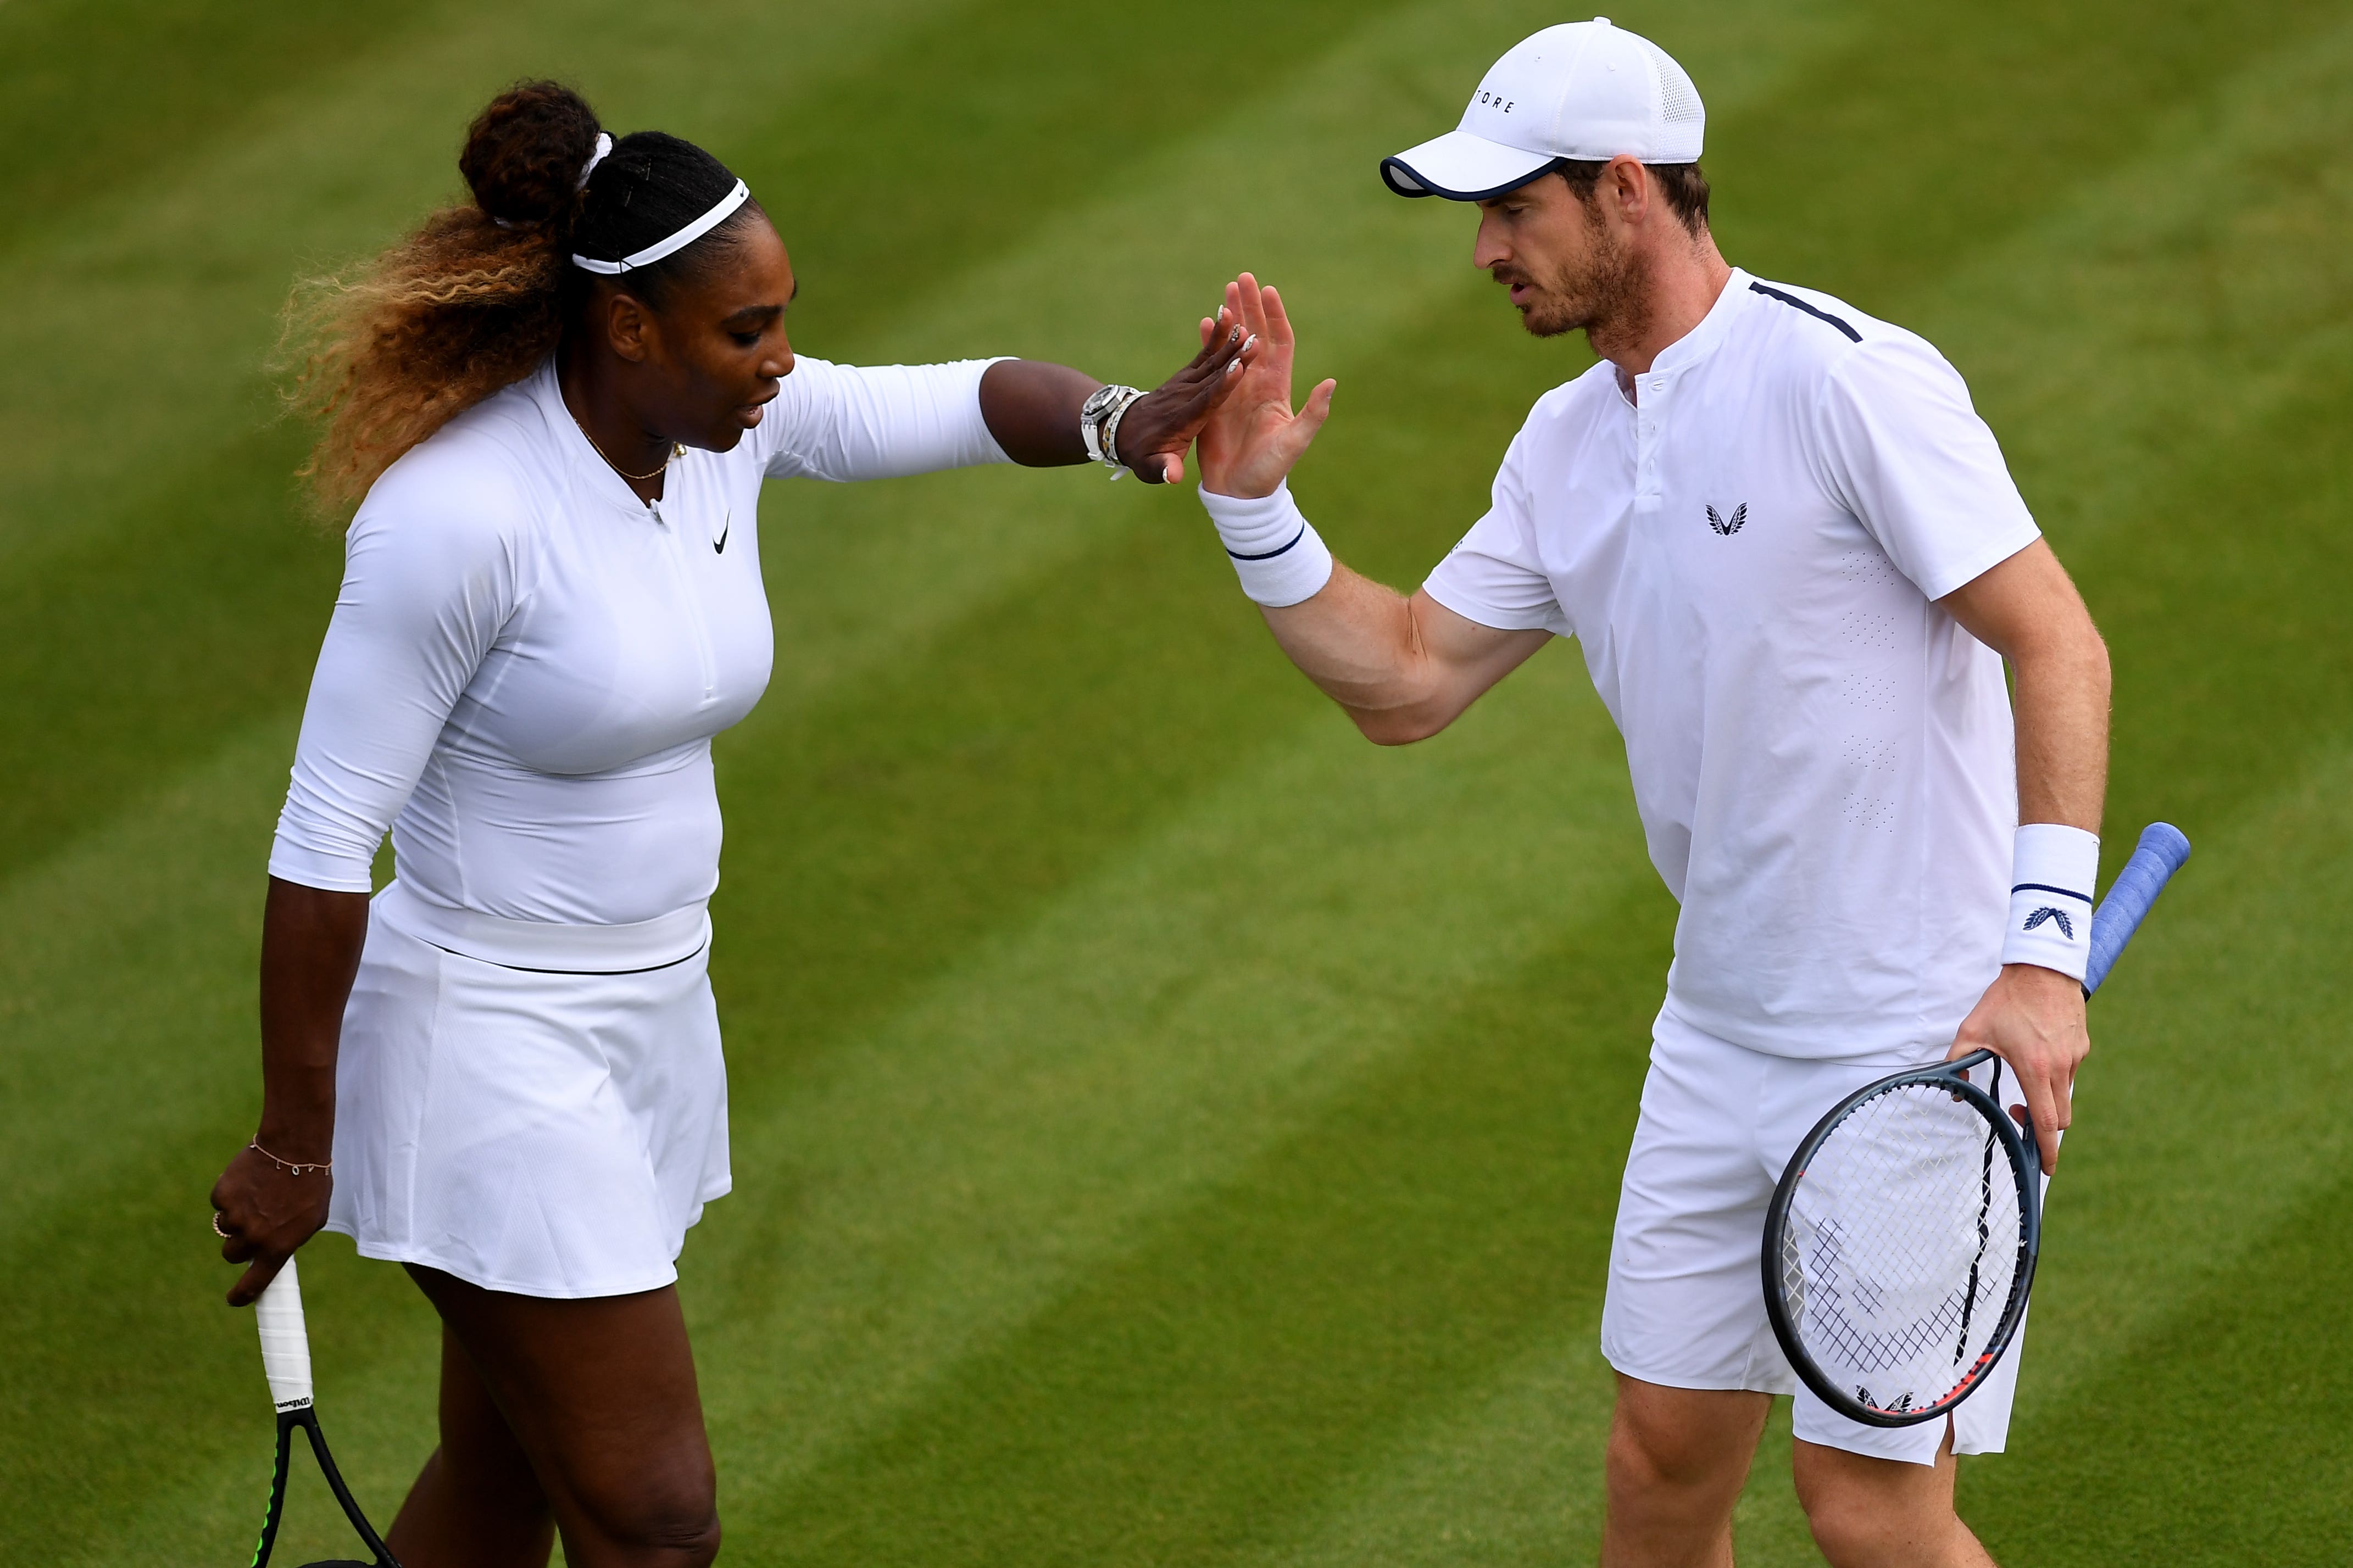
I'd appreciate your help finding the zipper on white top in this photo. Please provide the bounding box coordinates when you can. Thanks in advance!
[649,498,719,704]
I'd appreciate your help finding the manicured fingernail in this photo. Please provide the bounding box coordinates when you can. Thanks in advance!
[1226,359,1242,373]
[1243,334,1258,353]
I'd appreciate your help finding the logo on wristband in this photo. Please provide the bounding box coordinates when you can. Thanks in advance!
[2022,906,2075,940]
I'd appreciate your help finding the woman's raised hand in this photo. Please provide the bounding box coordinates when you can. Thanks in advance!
[1109,311,1261,483]
[1192,273,1336,500]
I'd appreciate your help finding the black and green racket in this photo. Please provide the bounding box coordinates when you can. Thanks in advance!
[246,1255,400,1567]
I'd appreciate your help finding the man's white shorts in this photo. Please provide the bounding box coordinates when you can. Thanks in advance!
[1599,1013,2029,1466]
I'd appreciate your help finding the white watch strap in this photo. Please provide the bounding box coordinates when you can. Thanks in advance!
[1081,386,1144,473]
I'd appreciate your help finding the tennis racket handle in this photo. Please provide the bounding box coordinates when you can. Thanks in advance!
[2084,822,2191,996]
[255,1255,315,1412]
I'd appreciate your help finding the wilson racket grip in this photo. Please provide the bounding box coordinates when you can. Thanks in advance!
[255,1257,315,1413]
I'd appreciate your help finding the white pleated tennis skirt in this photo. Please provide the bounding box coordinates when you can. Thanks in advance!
[321,881,731,1299]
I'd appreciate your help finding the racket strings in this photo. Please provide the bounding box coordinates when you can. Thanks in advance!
[1783,1081,2026,1413]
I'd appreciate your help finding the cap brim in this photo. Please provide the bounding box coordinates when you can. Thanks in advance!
[1379,130,1557,200]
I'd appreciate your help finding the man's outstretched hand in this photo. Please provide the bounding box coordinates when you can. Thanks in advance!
[1193,272,1336,499]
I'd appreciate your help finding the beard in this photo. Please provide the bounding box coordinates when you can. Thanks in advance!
[1492,209,1651,344]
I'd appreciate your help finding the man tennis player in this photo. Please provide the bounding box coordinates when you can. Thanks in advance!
[1185,21,2109,1566]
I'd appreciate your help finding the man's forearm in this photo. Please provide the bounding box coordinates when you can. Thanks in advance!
[1249,569,1554,746]
[1259,566,1436,742]
[2010,628,2110,833]
[1937,541,2111,834]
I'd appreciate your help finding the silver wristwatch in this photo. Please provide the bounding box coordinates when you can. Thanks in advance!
[1079,383,1147,479]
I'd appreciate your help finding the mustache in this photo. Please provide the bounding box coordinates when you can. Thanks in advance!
[1489,265,1535,287]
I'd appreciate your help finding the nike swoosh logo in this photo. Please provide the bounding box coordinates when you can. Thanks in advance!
[713,507,730,554]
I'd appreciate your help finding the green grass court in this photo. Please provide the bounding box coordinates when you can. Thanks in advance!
[5,0,2352,1561]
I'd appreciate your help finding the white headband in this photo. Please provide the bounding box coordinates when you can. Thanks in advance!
[577,131,613,190]
[570,178,750,276]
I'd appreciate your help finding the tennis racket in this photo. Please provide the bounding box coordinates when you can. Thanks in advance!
[1761,821,2192,1428]
[245,1255,401,1567]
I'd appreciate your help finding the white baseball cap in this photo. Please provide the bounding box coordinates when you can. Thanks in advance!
[1381,19,1705,200]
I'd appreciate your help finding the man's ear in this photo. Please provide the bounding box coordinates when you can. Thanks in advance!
[1605,155,1649,226]
[605,291,654,365]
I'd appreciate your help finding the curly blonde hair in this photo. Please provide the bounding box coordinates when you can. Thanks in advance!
[275,80,604,518]
[278,83,758,520]
[277,214,569,517]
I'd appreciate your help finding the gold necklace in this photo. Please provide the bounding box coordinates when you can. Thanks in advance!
[568,403,683,483]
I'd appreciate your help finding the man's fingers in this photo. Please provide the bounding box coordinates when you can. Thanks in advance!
[1301,376,1336,425]
[1262,283,1298,349]
[1271,378,1337,464]
[2016,1074,2062,1175]
[1234,272,1271,343]
[1281,378,1336,451]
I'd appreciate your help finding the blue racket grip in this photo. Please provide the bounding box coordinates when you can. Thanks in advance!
[2083,822,2191,996]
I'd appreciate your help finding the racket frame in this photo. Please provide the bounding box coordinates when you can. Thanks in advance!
[1757,819,2191,1430]
[248,1403,399,1568]
[247,1255,400,1567]
[1760,1047,2042,1428]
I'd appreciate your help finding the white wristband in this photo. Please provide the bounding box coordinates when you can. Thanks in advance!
[2000,823,2100,982]
[1198,482,1334,608]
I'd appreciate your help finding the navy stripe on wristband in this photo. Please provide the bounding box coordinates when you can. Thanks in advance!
[2011,882,2091,902]
[1228,526,1307,562]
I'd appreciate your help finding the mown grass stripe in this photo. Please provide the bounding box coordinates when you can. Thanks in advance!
[1969,1162,2353,1565]
[1709,0,2346,310]
[7,0,2353,1561]
[694,651,1651,1491]
[0,0,433,253]
[1877,10,2353,559]
[721,874,1673,1566]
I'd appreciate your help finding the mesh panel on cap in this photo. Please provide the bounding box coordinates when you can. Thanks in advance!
[1639,37,1705,124]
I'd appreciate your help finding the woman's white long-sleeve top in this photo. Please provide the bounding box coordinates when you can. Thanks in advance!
[268,355,1009,929]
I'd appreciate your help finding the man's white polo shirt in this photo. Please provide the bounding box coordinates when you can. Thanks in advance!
[1425,269,2040,1062]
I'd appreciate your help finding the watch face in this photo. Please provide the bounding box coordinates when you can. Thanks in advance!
[1080,386,1120,419]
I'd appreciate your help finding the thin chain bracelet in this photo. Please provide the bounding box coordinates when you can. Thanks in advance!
[249,1139,332,1177]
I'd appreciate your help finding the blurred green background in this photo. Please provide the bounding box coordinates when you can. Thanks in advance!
[4,0,2351,1562]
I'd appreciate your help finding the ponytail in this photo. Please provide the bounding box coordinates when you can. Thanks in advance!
[277,81,755,519]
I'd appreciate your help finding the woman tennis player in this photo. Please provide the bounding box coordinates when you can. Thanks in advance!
[207,81,1251,1567]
